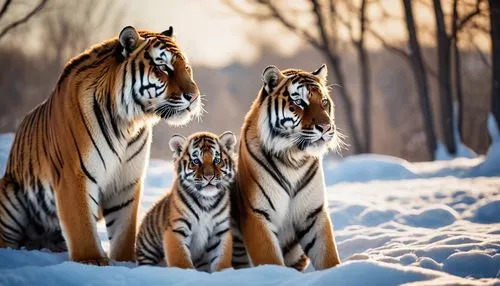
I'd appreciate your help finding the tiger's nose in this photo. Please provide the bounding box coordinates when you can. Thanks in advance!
[203,174,215,182]
[183,93,195,101]
[315,123,331,133]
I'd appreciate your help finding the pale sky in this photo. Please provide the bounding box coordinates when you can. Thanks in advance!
[119,0,305,67]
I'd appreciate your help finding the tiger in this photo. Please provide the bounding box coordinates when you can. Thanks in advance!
[231,64,342,271]
[0,26,202,265]
[135,131,236,272]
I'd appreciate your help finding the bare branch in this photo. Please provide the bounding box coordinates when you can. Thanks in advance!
[456,0,484,32]
[0,0,12,19]
[264,0,323,50]
[222,0,272,20]
[0,0,49,41]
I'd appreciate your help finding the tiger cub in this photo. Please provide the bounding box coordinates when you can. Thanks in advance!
[231,65,342,271]
[136,131,236,272]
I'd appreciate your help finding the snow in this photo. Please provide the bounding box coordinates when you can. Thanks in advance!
[0,132,499,285]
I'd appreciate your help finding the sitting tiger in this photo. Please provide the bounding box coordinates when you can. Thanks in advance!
[231,65,342,271]
[0,26,202,264]
[135,131,236,272]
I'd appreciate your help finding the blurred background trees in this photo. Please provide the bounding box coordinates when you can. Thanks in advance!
[0,0,495,161]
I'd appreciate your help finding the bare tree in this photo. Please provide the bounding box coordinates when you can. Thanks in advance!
[490,0,500,131]
[224,0,364,153]
[339,0,372,153]
[432,0,485,155]
[0,0,49,41]
[402,0,437,159]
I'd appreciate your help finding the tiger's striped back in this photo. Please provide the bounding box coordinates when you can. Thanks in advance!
[136,131,236,272]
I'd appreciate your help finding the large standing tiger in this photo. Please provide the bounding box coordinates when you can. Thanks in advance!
[0,26,202,265]
[135,131,236,272]
[231,64,342,271]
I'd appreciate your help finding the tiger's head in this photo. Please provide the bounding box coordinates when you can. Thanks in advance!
[256,64,340,157]
[169,131,237,198]
[116,26,202,126]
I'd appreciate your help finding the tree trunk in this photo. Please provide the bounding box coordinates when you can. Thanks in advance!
[489,0,500,130]
[402,0,438,159]
[433,0,456,154]
[358,0,371,153]
[327,53,363,153]
[452,0,464,143]
[313,0,363,153]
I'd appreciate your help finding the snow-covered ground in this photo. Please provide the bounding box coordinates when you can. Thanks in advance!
[0,132,499,285]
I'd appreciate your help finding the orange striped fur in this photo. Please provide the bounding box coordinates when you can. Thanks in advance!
[231,65,341,271]
[136,132,236,272]
[0,26,202,265]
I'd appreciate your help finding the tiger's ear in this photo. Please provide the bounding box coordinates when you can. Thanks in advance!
[119,26,140,54]
[311,64,328,82]
[219,131,237,153]
[262,65,284,93]
[169,135,186,158]
[161,26,175,39]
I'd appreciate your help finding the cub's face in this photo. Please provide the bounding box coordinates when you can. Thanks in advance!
[169,132,237,198]
[118,26,202,126]
[257,65,338,156]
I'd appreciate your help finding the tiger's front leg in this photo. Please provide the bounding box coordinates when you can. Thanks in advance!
[242,211,284,266]
[103,180,143,262]
[55,171,107,265]
[298,208,341,270]
[207,220,232,272]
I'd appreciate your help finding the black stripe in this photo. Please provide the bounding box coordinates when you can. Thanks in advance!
[128,128,146,146]
[76,99,107,171]
[215,228,230,237]
[70,129,97,184]
[212,200,229,220]
[102,197,134,216]
[88,193,99,206]
[307,205,323,220]
[210,256,218,264]
[249,171,275,211]
[0,218,22,235]
[297,218,317,241]
[244,125,290,194]
[252,208,271,222]
[172,228,188,238]
[105,94,121,140]
[106,219,115,228]
[207,192,226,212]
[126,136,148,163]
[214,217,229,229]
[196,262,208,269]
[293,160,319,197]
[232,251,247,257]
[93,96,121,161]
[233,246,246,252]
[183,188,204,211]
[177,191,200,221]
[0,200,24,232]
[303,236,317,255]
[206,240,220,252]
[262,152,291,195]
[232,261,248,267]
[173,218,192,231]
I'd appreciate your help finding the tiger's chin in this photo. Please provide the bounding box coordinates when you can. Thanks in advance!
[162,96,203,127]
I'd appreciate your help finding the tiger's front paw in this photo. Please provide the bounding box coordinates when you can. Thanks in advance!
[77,257,110,266]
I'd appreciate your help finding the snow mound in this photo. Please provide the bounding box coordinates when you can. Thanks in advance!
[398,206,459,228]
[471,200,500,224]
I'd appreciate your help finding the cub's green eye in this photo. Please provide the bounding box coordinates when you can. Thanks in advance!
[192,159,201,166]
[214,157,221,165]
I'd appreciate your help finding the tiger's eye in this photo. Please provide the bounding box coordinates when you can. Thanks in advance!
[214,157,221,165]
[192,158,201,166]
[321,98,329,108]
